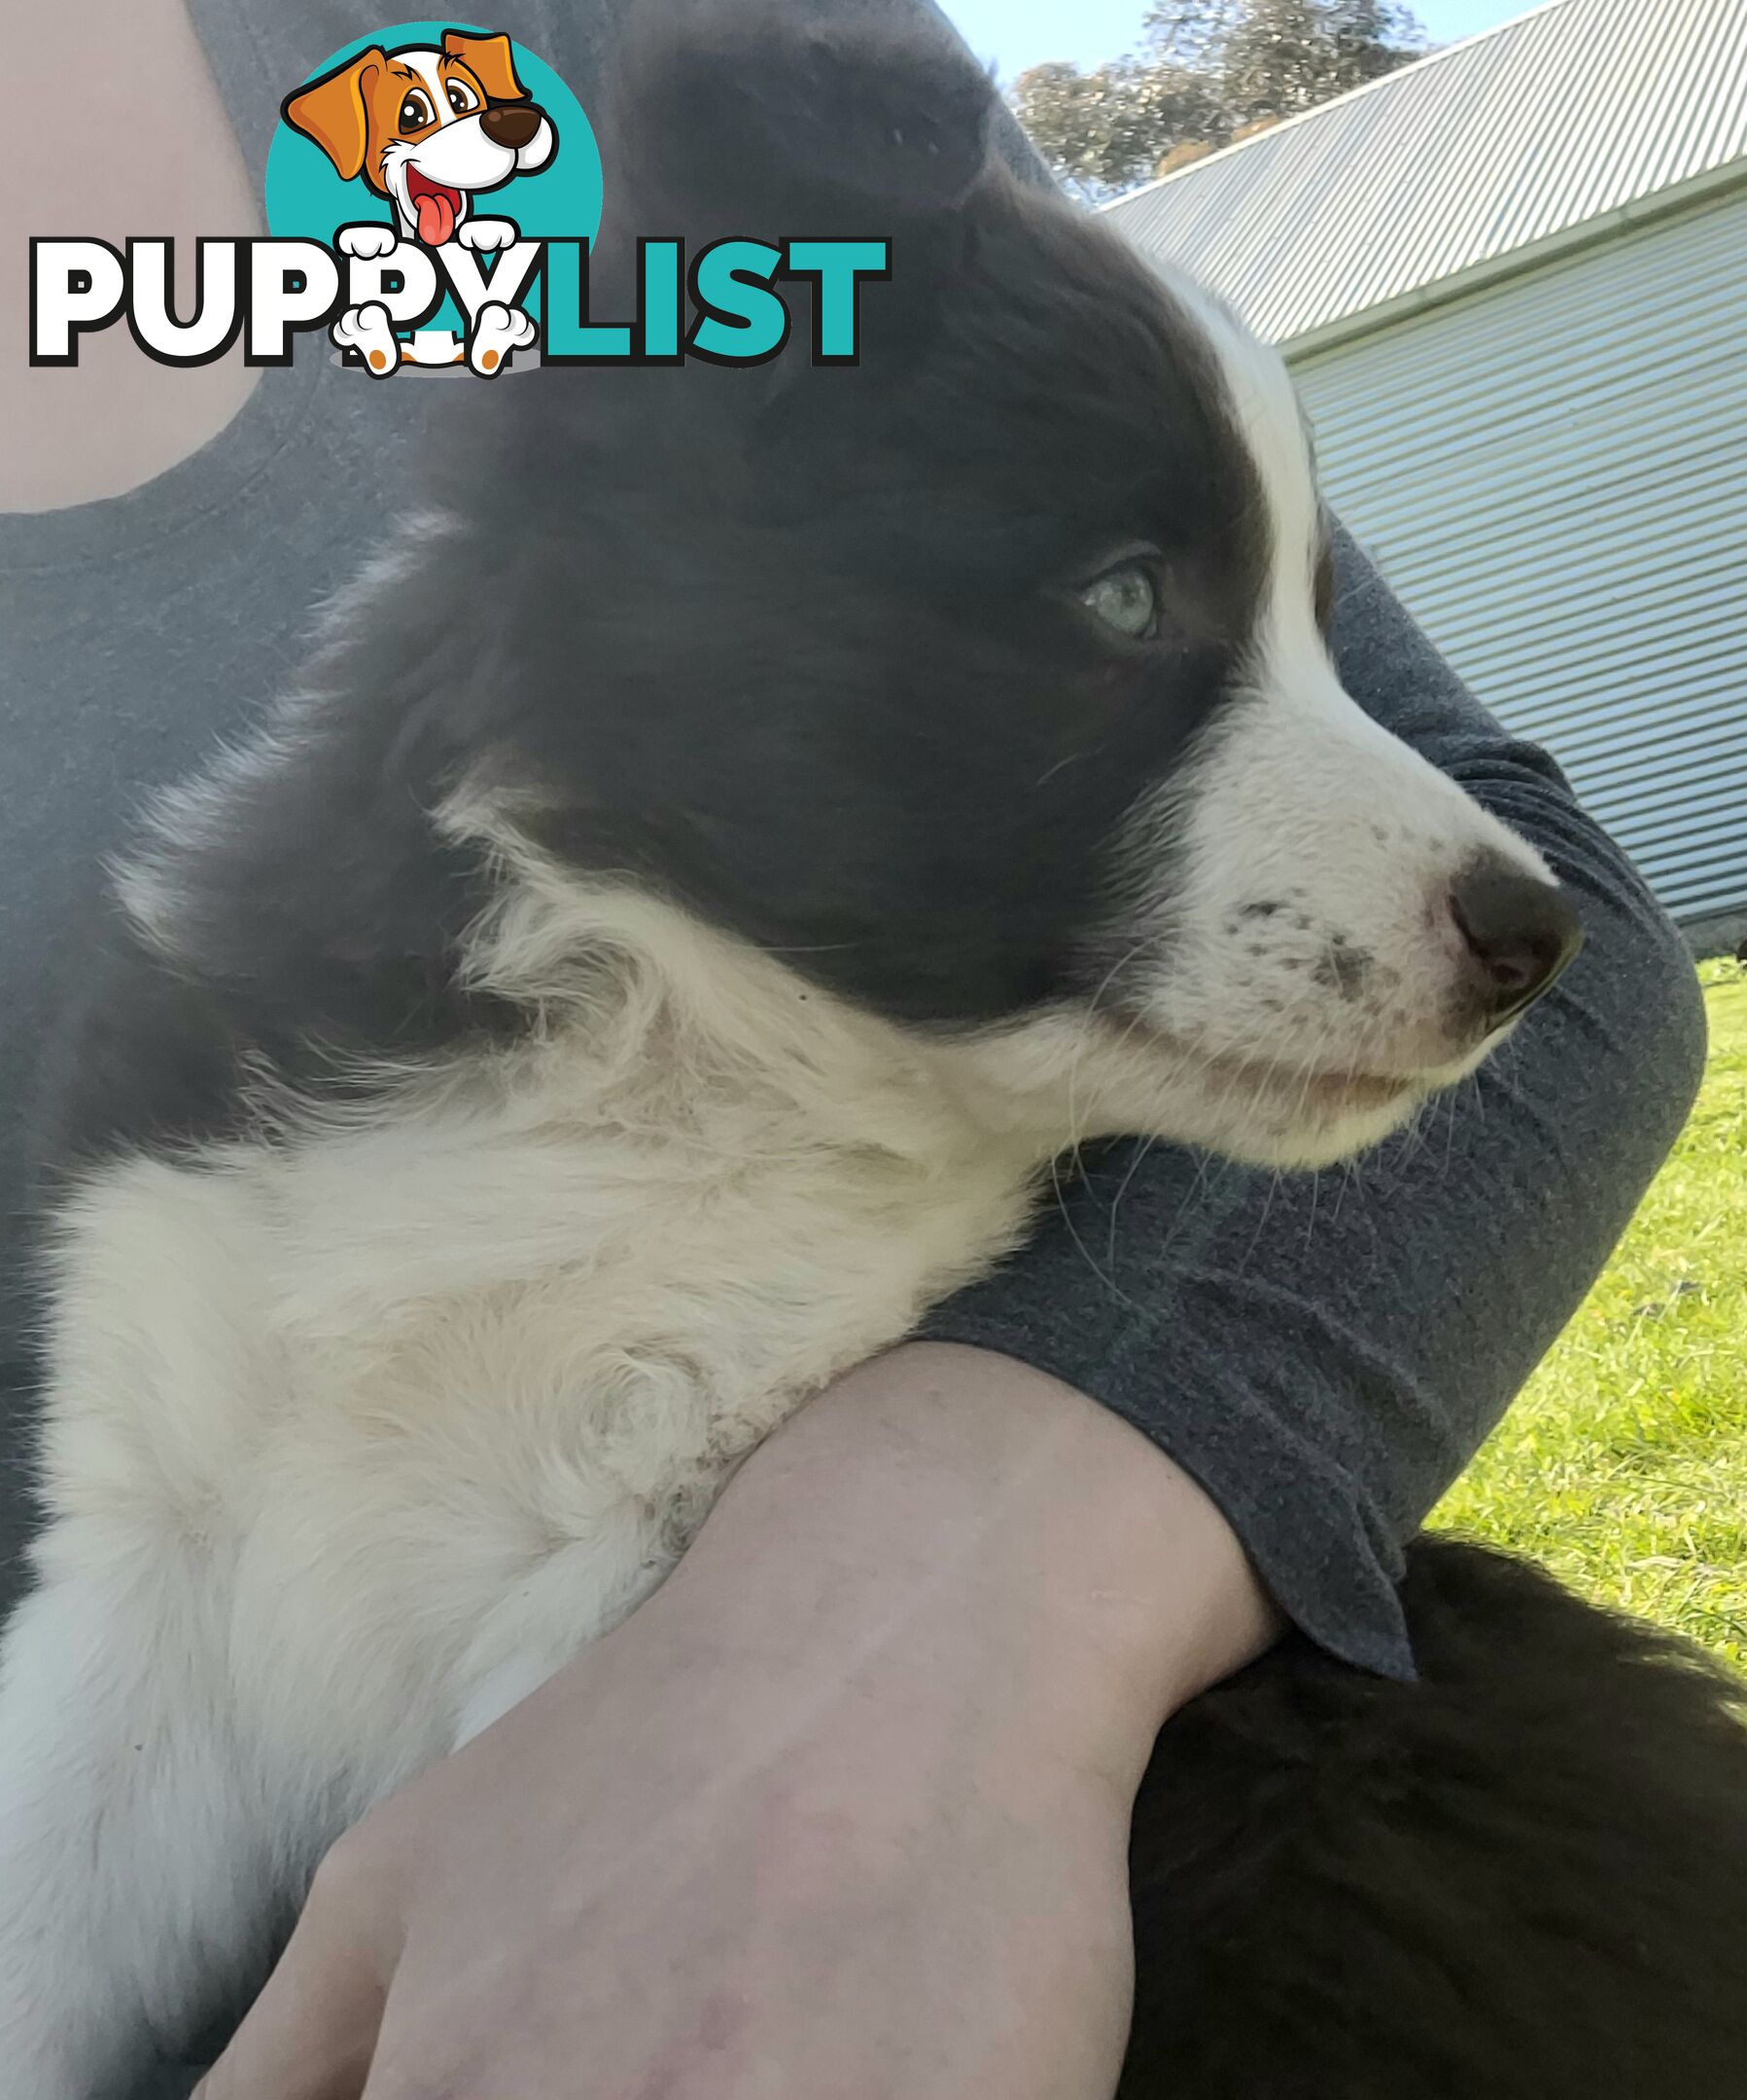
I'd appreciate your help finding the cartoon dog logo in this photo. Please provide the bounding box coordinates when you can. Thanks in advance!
[283,28,555,374]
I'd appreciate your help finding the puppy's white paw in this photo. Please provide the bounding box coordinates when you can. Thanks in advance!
[467,301,537,376]
[336,222,399,261]
[332,302,402,376]
[458,217,517,254]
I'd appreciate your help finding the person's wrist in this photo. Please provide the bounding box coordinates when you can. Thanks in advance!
[603,1342,1280,1805]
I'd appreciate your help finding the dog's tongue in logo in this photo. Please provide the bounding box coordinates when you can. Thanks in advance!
[406,168,461,248]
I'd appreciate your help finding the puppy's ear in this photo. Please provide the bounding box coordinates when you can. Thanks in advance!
[282,49,385,183]
[441,29,530,104]
[604,0,994,240]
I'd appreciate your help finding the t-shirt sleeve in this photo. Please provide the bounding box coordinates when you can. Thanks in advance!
[925,528,1705,1675]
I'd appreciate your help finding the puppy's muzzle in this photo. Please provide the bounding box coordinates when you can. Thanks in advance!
[482,103,545,150]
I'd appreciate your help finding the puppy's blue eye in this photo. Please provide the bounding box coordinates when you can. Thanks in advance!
[1079,561,1160,641]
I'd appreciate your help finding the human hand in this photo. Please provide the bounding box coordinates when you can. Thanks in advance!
[196,1345,1277,2099]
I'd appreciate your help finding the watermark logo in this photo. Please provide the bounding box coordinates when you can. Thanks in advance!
[29,20,891,378]
[271,23,590,374]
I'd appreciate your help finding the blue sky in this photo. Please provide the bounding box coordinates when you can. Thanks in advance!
[943,0,1534,78]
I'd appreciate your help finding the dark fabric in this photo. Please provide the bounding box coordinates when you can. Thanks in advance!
[0,0,1702,1707]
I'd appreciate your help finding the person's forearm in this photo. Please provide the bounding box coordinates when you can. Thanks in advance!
[194,1342,1280,2100]
[624,1341,1282,1800]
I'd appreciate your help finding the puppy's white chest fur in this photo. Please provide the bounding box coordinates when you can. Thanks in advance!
[37,912,1042,1786]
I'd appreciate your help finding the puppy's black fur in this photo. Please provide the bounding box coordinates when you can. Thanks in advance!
[1124,1537,1747,2096]
[37,0,1271,1191]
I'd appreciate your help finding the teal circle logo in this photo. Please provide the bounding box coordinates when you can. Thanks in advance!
[264,21,601,357]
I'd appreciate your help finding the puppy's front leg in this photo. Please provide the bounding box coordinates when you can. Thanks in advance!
[0,1566,289,2098]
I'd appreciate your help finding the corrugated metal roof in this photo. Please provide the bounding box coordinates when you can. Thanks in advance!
[1101,0,1747,348]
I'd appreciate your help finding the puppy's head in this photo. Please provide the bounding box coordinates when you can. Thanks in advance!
[283,31,554,244]
[425,0,1579,1168]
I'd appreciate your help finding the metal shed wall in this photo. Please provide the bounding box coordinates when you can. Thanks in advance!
[1293,187,1747,923]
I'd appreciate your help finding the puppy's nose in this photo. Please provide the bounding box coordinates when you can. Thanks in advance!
[481,103,543,150]
[1449,867,1584,1026]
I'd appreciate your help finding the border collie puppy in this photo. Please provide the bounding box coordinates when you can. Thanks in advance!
[3,5,1742,2095]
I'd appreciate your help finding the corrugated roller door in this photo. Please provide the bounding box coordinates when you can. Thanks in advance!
[1293,188,1747,924]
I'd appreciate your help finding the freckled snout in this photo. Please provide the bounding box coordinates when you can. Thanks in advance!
[481,102,544,150]
[1449,864,1584,1027]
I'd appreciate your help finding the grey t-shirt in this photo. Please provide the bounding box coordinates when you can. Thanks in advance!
[0,0,1705,1704]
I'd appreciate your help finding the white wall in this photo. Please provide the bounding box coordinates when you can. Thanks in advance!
[1295,186,1747,923]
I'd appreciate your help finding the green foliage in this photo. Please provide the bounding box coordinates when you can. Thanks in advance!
[1435,961,1747,1674]
[1012,0,1425,195]
[1008,58,1223,193]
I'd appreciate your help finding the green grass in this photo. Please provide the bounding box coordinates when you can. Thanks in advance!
[1432,957,1747,1672]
